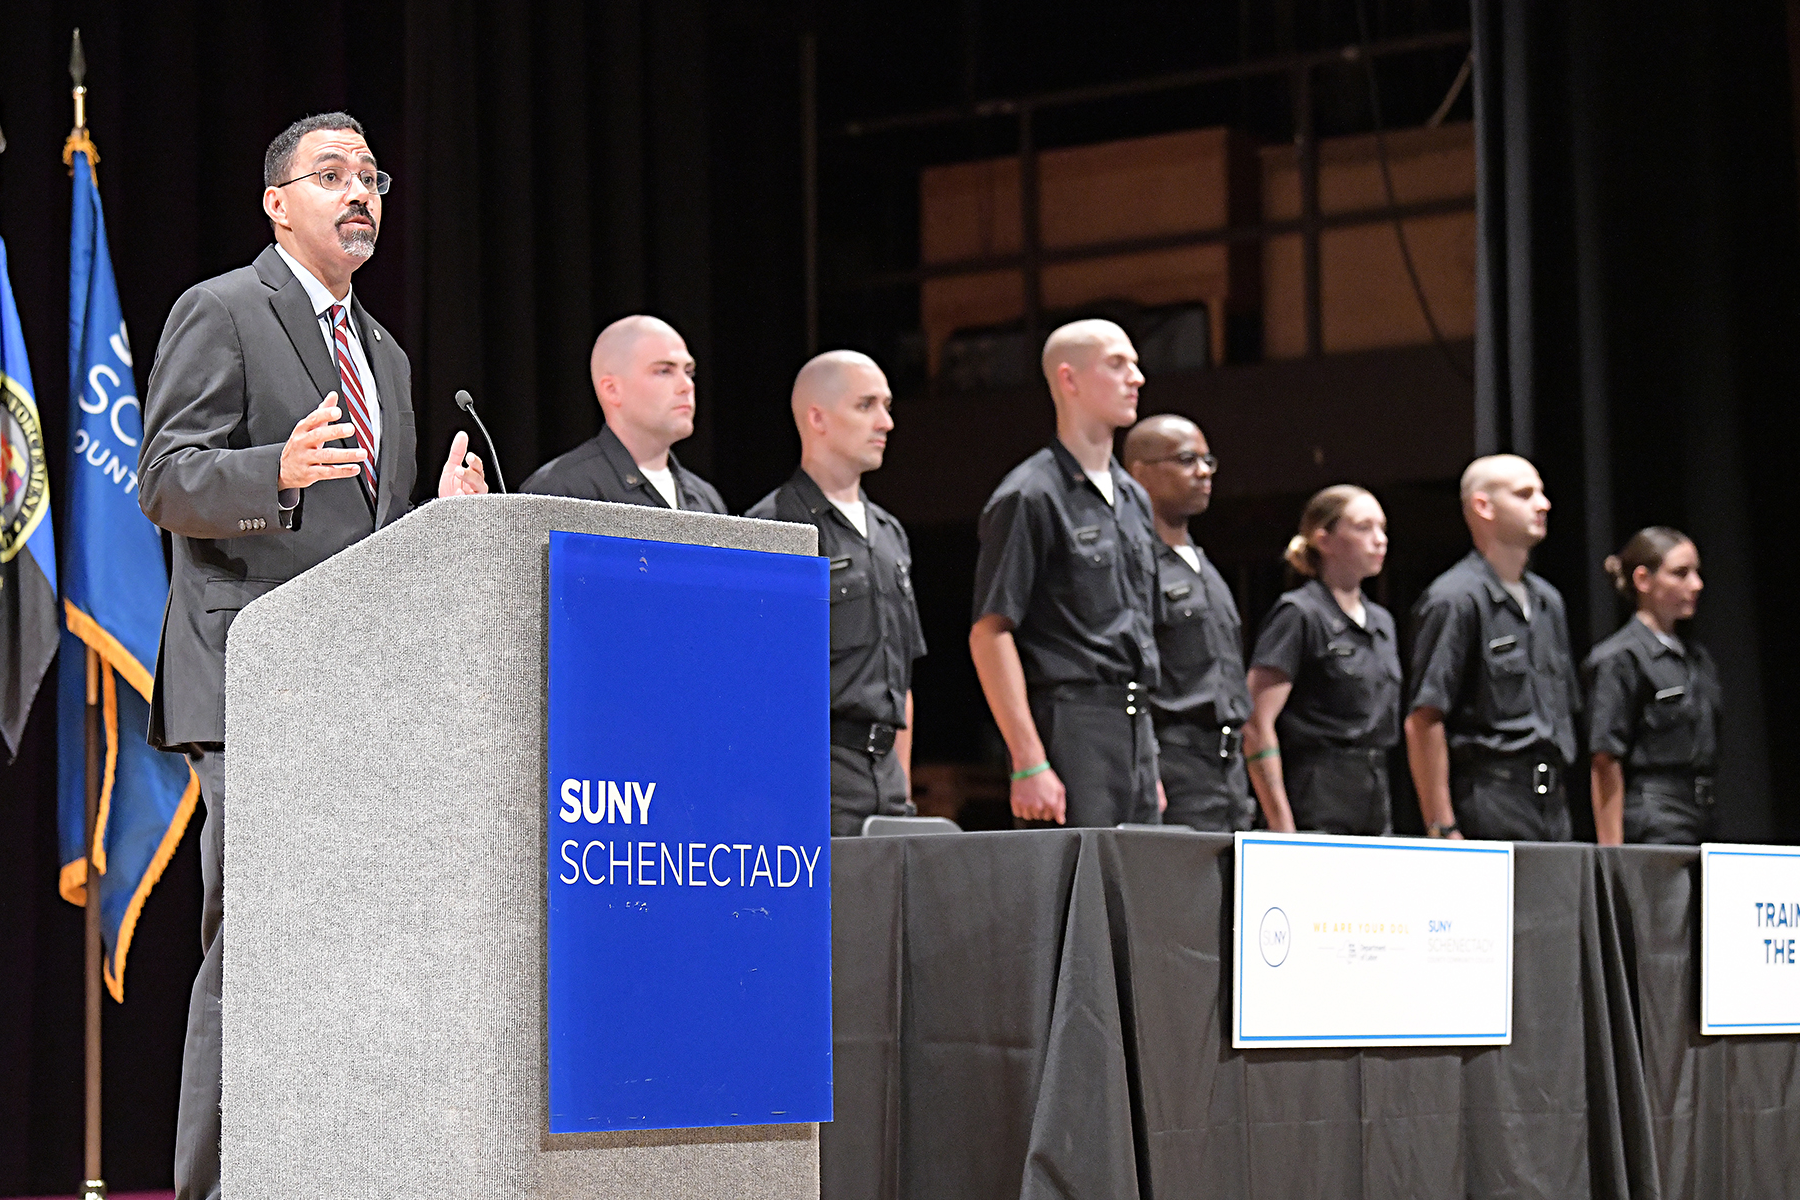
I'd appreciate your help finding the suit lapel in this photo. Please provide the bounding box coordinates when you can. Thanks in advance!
[259,247,344,404]
[353,295,406,525]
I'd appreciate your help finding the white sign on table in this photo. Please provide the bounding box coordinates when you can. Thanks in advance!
[1233,832,1514,1049]
[1701,842,1800,1036]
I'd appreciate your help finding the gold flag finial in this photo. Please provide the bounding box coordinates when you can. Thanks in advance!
[63,29,99,178]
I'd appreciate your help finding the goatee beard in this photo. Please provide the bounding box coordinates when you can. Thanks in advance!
[337,226,376,260]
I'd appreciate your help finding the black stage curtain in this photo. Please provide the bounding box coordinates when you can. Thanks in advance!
[827,830,1800,1200]
[1472,0,1800,842]
[0,2,806,1189]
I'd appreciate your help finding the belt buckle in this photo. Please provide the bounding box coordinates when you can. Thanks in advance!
[866,722,896,756]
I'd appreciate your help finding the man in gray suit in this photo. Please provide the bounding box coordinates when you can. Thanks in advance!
[138,111,486,1200]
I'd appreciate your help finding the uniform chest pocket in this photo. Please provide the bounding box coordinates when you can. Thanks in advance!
[1161,582,1203,626]
[1064,526,1125,622]
[1642,688,1698,729]
[1484,634,1534,719]
[1323,640,1364,678]
[829,559,876,656]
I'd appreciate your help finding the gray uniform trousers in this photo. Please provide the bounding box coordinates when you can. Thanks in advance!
[829,744,911,837]
[1451,755,1573,842]
[1157,733,1255,832]
[175,746,225,1200]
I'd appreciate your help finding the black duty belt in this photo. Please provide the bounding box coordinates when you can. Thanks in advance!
[1155,720,1244,760]
[1633,771,1716,808]
[1457,751,1565,797]
[1038,680,1149,717]
[1286,745,1388,766]
[831,718,897,758]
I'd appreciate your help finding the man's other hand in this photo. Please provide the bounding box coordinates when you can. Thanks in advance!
[438,430,489,497]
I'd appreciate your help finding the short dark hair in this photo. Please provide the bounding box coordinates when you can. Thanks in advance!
[263,112,367,188]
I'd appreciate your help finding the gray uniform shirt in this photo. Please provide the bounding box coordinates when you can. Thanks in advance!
[971,440,1160,690]
[1583,618,1720,775]
[1148,541,1250,728]
[1252,580,1401,751]
[747,468,926,728]
[519,424,726,513]
[1408,550,1580,764]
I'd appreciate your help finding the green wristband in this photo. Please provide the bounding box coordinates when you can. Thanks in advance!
[1010,761,1051,782]
[1246,747,1280,764]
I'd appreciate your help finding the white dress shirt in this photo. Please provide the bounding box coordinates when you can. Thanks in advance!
[275,243,382,451]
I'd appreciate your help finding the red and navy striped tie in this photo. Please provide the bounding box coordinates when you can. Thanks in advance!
[328,303,378,506]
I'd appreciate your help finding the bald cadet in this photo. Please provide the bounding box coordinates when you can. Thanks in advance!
[519,313,726,512]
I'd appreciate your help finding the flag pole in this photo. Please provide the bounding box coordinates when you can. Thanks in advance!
[71,30,107,1200]
[83,647,105,1200]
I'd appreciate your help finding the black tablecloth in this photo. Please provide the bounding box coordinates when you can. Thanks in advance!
[824,831,1800,1200]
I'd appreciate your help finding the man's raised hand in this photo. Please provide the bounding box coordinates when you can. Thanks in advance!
[438,429,489,497]
[279,394,366,490]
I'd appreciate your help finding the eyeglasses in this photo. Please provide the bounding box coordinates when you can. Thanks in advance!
[1141,451,1218,473]
[275,166,391,196]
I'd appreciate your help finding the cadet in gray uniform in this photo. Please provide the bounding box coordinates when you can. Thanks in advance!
[971,320,1162,828]
[1245,486,1402,836]
[1123,414,1254,831]
[747,351,926,837]
[520,314,727,512]
[1405,455,1581,842]
[1584,527,1720,844]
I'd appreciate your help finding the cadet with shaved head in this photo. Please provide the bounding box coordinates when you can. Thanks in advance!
[970,320,1162,828]
[748,351,926,835]
[1123,414,1255,831]
[520,314,726,511]
[1405,454,1581,841]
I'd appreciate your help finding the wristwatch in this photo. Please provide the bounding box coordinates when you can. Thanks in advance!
[1427,821,1460,839]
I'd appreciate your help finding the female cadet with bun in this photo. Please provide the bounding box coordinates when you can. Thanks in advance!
[1583,527,1719,844]
[1243,486,1403,834]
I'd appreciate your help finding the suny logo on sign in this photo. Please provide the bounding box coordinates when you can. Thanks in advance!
[1259,906,1291,967]
[554,776,823,891]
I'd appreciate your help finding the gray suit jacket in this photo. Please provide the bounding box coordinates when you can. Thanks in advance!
[138,244,418,747]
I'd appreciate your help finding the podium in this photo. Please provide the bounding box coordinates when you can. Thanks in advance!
[220,495,823,1199]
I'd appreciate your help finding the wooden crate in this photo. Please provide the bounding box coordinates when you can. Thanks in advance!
[920,127,1259,374]
[1260,122,1476,359]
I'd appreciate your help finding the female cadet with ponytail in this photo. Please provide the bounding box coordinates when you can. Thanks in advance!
[1583,527,1720,844]
[1243,486,1403,834]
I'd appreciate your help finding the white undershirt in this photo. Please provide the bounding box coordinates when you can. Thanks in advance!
[1085,468,1115,506]
[829,497,869,537]
[640,464,679,509]
[1502,579,1531,620]
[1346,600,1367,628]
[1654,629,1682,653]
[1172,544,1200,574]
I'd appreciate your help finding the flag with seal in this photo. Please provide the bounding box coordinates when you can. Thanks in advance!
[0,235,58,760]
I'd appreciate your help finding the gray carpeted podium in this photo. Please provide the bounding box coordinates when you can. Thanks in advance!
[220,495,820,1199]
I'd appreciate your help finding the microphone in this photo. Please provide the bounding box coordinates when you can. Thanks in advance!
[454,389,507,494]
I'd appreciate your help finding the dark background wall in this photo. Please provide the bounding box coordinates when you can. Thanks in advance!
[1,0,1796,1192]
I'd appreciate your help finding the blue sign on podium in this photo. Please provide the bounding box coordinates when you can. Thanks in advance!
[546,531,832,1133]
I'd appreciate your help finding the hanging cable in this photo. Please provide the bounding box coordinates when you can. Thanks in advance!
[1354,0,1473,383]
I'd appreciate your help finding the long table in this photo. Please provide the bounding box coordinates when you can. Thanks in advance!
[823,830,1800,1200]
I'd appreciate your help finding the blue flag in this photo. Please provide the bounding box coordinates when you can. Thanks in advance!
[56,144,199,1002]
[0,235,58,760]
